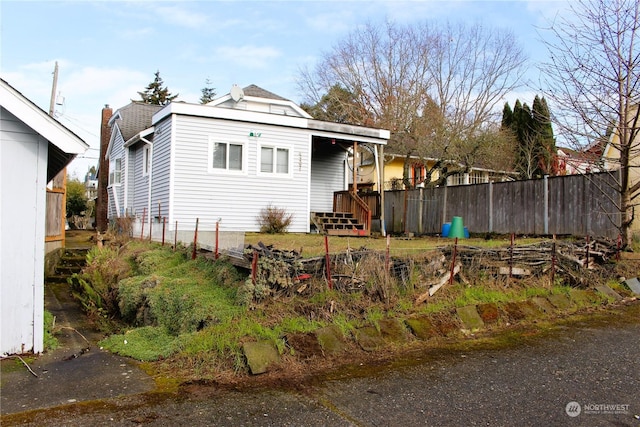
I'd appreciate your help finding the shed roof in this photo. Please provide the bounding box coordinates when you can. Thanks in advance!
[0,78,89,181]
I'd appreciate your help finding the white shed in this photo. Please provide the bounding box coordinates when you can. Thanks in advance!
[0,78,88,356]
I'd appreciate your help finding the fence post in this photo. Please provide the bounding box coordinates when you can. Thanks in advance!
[385,234,390,272]
[149,215,153,242]
[215,220,220,259]
[509,233,515,278]
[192,218,199,260]
[324,235,333,290]
[140,207,146,240]
[488,181,493,233]
[251,249,258,285]
[162,217,166,246]
[174,220,178,252]
[585,235,590,268]
[551,234,556,286]
[544,175,549,235]
[449,237,458,286]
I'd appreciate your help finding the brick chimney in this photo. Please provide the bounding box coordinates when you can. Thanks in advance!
[96,104,112,232]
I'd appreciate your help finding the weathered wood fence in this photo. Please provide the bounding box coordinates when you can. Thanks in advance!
[383,171,621,239]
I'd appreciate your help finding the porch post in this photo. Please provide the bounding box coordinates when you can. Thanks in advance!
[352,141,358,194]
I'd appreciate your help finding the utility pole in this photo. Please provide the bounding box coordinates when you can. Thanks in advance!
[49,61,58,117]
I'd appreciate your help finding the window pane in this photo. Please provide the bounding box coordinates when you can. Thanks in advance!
[276,148,289,173]
[229,144,242,170]
[261,147,273,173]
[212,143,227,169]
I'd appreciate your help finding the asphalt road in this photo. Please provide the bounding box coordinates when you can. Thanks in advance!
[3,302,639,427]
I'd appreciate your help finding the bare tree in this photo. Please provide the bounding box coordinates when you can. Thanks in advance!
[298,20,527,187]
[538,0,640,246]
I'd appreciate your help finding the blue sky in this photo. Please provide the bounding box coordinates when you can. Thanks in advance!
[1,0,570,178]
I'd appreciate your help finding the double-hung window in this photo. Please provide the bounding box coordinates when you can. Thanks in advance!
[209,139,244,173]
[109,158,122,186]
[259,145,290,176]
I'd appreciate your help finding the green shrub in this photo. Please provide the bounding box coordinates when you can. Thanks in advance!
[256,204,293,233]
[99,326,180,361]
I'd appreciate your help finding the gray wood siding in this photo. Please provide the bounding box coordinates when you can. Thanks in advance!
[128,144,149,216]
[310,143,346,212]
[170,115,311,232]
[107,130,125,218]
[150,120,172,221]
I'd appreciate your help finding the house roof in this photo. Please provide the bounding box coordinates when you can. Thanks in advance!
[0,78,89,181]
[109,102,163,141]
[242,84,290,101]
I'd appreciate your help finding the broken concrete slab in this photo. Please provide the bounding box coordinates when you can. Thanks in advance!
[355,326,385,351]
[378,318,410,343]
[456,305,484,330]
[531,297,556,314]
[242,341,280,375]
[594,285,622,301]
[547,293,573,311]
[314,325,347,355]
[624,278,640,295]
[404,316,439,340]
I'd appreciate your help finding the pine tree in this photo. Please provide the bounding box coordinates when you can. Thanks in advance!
[138,71,178,105]
[199,78,216,104]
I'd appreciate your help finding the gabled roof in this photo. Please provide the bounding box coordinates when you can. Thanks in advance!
[242,84,289,101]
[0,78,89,181]
[206,84,313,119]
[109,102,163,141]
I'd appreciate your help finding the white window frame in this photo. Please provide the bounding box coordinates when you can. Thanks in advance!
[109,157,122,186]
[207,137,247,174]
[142,145,151,177]
[258,143,292,178]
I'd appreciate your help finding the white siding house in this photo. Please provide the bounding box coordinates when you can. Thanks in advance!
[0,79,88,356]
[106,85,389,235]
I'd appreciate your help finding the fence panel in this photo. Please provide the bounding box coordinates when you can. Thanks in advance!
[383,171,621,238]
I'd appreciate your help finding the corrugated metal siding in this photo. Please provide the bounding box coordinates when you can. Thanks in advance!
[170,116,311,232]
[310,143,346,212]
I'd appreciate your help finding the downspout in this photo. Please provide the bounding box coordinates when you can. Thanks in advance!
[141,137,153,237]
[374,144,386,236]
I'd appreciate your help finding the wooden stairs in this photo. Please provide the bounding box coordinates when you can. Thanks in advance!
[311,212,369,236]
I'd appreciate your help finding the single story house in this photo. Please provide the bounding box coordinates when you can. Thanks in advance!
[1,78,88,355]
[105,85,389,236]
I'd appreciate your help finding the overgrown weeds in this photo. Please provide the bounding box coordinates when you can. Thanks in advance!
[69,233,635,381]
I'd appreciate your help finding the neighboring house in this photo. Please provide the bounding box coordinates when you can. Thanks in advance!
[600,104,640,233]
[358,151,516,191]
[105,85,389,236]
[556,143,605,175]
[84,168,98,200]
[1,78,88,355]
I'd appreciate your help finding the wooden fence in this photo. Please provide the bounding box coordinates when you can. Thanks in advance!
[383,171,621,239]
[45,170,66,245]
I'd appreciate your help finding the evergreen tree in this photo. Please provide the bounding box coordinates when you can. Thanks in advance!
[503,97,556,179]
[199,78,216,104]
[531,96,556,175]
[137,71,178,105]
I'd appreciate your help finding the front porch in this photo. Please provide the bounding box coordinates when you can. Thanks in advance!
[311,190,381,236]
